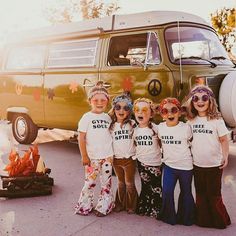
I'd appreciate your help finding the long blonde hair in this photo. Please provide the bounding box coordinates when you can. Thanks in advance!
[184,85,221,120]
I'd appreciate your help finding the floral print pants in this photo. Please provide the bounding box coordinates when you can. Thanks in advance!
[75,157,114,215]
[136,160,162,219]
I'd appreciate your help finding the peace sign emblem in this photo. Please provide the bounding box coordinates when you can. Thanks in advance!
[15,83,23,95]
[148,79,162,96]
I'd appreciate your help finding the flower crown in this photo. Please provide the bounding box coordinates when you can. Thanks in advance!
[112,95,133,110]
[159,98,181,110]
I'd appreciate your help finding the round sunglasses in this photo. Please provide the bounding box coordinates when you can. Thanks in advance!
[160,106,179,115]
[133,106,149,113]
[192,94,209,103]
[114,104,130,111]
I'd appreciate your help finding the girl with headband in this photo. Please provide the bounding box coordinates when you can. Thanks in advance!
[109,94,138,214]
[133,98,162,219]
[157,97,195,226]
[185,85,231,229]
[75,81,114,217]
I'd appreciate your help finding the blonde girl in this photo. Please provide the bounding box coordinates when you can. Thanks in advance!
[185,85,231,229]
[133,98,162,219]
[75,82,114,217]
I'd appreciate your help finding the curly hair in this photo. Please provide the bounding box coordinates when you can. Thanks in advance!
[184,85,221,120]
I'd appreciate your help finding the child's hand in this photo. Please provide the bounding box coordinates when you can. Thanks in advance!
[219,158,228,169]
[82,156,91,166]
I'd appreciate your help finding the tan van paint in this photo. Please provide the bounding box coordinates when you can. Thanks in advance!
[0,11,235,144]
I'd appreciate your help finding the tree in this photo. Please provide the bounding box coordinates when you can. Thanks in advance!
[43,0,120,24]
[211,7,236,53]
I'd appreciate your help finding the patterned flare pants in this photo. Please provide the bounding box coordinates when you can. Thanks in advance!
[75,157,114,215]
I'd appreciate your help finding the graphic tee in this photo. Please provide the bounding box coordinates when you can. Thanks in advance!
[111,121,135,159]
[133,123,162,166]
[78,111,113,160]
[157,121,193,170]
[188,116,229,167]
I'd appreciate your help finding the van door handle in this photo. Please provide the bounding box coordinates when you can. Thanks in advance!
[83,83,95,87]
[103,83,111,88]
[83,81,111,88]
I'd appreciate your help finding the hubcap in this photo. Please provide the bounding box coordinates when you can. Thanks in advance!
[15,117,27,140]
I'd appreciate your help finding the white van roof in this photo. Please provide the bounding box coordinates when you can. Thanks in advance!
[9,11,210,42]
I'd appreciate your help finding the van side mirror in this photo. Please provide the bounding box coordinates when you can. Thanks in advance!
[130,59,149,71]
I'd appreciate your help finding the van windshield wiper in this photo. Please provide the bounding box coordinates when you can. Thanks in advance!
[175,56,217,68]
[211,56,236,67]
[210,56,227,60]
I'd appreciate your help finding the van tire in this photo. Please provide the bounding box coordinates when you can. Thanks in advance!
[219,71,236,128]
[12,114,38,144]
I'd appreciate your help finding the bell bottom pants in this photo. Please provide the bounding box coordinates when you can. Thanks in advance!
[161,164,195,226]
[113,157,138,212]
[75,157,114,215]
[136,160,162,219]
[193,165,231,229]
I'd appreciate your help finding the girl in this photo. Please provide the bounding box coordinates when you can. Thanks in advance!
[157,98,195,226]
[109,94,138,214]
[75,82,114,217]
[133,98,162,219]
[186,85,231,229]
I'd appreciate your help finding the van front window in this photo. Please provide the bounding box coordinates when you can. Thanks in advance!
[165,26,233,66]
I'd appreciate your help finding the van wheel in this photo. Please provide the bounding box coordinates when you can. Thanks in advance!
[219,71,236,128]
[12,114,38,144]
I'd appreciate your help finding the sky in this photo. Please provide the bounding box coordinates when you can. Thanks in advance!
[0,0,235,44]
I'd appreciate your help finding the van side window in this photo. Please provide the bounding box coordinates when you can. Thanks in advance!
[108,33,161,66]
[5,45,45,70]
[48,39,98,68]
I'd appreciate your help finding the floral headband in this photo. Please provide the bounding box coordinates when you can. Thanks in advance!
[88,82,109,100]
[159,98,181,110]
[112,95,133,110]
[133,98,154,107]
[190,86,214,98]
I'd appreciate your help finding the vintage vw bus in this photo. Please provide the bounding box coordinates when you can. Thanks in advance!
[0,11,235,144]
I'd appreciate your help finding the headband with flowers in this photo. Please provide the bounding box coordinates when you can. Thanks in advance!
[190,86,214,98]
[112,94,133,110]
[133,98,157,113]
[133,98,153,107]
[159,97,181,111]
[88,82,109,100]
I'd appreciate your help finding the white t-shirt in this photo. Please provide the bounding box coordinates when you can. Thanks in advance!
[133,123,162,166]
[157,121,193,170]
[188,116,229,167]
[78,112,113,160]
[111,121,135,159]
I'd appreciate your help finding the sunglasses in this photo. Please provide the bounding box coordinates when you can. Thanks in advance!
[133,106,149,113]
[160,107,179,115]
[192,94,209,103]
[114,104,130,111]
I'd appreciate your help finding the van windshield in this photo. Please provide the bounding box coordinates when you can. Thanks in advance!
[165,26,234,66]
